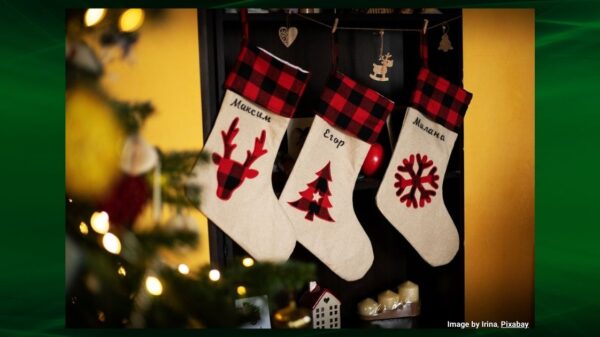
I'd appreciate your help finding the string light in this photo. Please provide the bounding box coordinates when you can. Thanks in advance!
[177,264,190,275]
[118,266,127,277]
[84,8,106,27]
[145,276,163,296]
[236,286,247,296]
[79,222,89,235]
[242,257,254,267]
[102,233,121,254]
[119,8,145,32]
[90,211,109,234]
[208,269,221,282]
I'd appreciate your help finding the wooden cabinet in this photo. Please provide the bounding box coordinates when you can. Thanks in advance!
[198,9,465,328]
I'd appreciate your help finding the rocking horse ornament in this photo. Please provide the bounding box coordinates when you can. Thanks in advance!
[370,30,394,82]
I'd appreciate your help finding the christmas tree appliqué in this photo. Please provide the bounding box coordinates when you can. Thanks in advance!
[289,161,335,222]
[395,153,439,208]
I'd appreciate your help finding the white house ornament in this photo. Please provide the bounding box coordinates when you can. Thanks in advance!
[438,26,454,52]
[299,281,341,329]
[279,26,298,48]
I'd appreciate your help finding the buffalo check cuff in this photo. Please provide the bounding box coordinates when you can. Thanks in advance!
[316,72,395,144]
[224,45,310,118]
[410,67,473,131]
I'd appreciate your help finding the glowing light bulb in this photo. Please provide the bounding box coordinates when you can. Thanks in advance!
[90,211,109,234]
[84,8,106,27]
[102,233,121,254]
[177,264,190,275]
[119,8,145,32]
[237,286,247,296]
[79,222,89,235]
[145,276,163,296]
[118,266,126,276]
[208,269,221,282]
[242,257,254,268]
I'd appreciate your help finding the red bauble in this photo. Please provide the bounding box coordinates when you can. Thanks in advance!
[99,174,149,228]
[361,143,385,176]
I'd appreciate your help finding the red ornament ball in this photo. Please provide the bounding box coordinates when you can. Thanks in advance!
[99,174,149,228]
[361,143,385,176]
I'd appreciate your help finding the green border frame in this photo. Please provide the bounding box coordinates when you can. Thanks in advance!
[1,1,599,336]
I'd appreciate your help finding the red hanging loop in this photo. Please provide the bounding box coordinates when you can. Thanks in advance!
[420,31,429,68]
[240,8,249,45]
[419,32,429,67]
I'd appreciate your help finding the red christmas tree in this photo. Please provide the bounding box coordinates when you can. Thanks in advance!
[289,162,335,222]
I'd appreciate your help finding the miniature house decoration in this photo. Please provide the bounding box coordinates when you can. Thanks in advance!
[299,281,341,329]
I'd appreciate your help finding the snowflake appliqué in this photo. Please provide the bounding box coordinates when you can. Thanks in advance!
[394,153,440,208]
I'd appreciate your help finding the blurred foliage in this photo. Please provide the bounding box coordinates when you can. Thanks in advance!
[65,8,316,328]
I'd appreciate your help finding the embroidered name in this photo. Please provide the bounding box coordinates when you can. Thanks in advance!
[323,128,345,149]
[230,98,271,123]
[413,117,446,141]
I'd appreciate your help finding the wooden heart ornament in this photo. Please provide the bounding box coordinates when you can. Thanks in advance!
[279,26,298,48]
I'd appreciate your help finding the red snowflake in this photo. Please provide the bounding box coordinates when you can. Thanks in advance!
[394,153,439,208]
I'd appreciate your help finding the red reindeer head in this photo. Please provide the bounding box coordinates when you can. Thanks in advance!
[212,117,268,200]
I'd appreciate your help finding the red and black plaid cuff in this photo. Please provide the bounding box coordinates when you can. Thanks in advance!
[316,72,395,144]
[410,67,473,131]
[224,45,310,118]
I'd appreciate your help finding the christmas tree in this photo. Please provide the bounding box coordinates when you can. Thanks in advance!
[289,161,335,222]
[66,8,315,328]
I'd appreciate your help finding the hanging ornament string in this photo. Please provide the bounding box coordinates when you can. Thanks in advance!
[279,10,299,47]
[378,30,384,59]
[420,31,429,67]
[369,30,394,82]
[240,8,249,45]
[330,35,339,73]
[330,18,340,73]
[295,13,461,33]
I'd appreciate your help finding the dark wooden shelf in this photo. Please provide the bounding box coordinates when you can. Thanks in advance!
[199,9,465,328]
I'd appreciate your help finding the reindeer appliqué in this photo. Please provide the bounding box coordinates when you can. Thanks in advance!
[369,52,394,82]
[212,117,267,200]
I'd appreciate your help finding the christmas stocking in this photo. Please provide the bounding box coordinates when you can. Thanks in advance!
[188,45,310,261]
[279,73,395,281]
[376,67,472,266]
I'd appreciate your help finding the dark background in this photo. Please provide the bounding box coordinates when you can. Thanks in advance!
[199,9,465,328]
